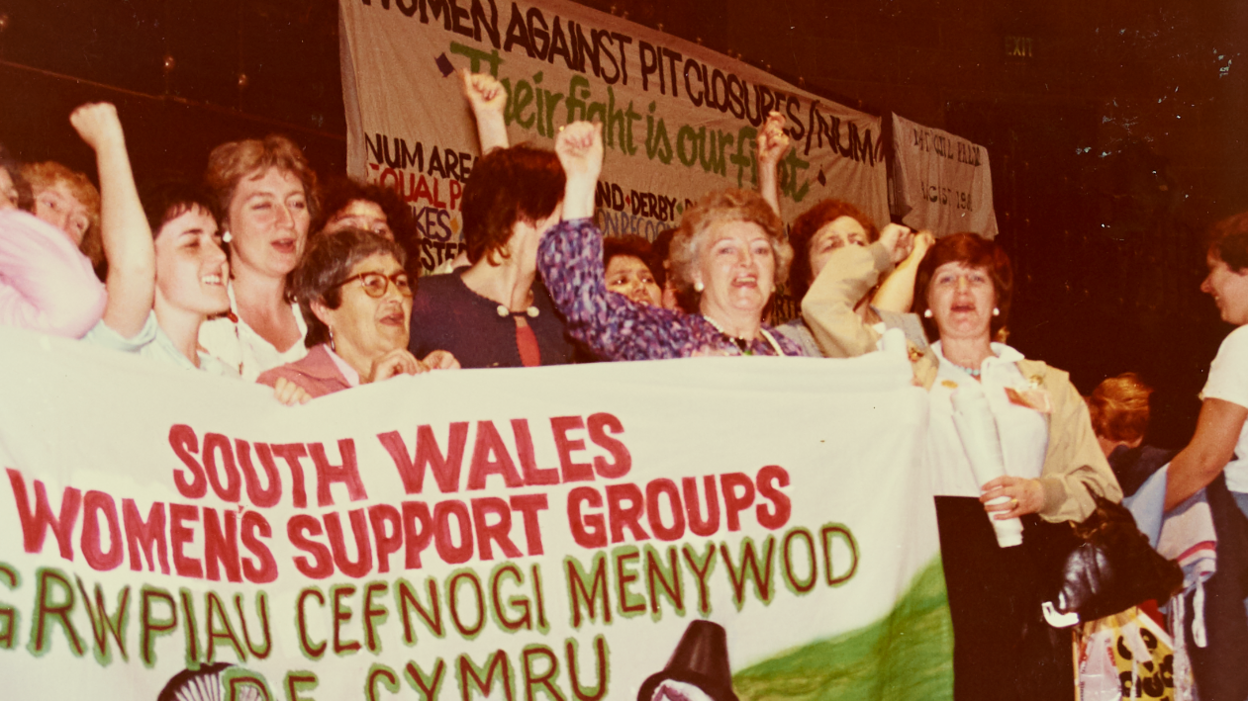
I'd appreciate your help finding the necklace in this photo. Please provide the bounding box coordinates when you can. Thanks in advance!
[701,316,787,356]
[950,363,981,377]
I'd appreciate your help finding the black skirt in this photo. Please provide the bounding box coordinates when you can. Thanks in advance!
[935,496,1076,701]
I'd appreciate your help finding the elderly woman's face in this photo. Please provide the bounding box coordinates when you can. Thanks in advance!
[33,180,90,245]
[318,253,412,360]
[927,261,996,341]
[808,215,868,281]
[227,167,311,278]
[326,199,393,240]
[694,220,775,318]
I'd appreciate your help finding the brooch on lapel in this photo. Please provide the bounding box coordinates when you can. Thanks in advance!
[1005,378,1052,414]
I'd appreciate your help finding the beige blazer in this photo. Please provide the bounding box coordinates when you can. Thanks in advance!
[915,351,1123,523]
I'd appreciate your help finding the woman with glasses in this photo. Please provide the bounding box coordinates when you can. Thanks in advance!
[257,228,458,403]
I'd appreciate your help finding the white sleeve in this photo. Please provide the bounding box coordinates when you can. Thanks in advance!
[83,311,158,354]
[1202,326,1248,409]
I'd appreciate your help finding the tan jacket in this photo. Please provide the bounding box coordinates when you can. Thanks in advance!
[801,241,928,360]
[915,351,1123,523]
[802,241,894,358]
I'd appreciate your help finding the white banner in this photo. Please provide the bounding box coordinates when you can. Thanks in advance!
[891,113,999,238]
[0,327,950,700]
[339,0,890,273]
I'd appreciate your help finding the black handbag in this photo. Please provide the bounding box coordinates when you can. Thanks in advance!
[1041,495,1184,626]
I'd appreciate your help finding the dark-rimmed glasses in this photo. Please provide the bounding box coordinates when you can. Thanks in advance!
[332,271,413,298]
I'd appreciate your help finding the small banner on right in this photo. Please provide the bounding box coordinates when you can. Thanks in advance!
[891,113,999,239]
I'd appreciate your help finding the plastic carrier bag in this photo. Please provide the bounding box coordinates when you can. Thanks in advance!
[1076,606,1190,701]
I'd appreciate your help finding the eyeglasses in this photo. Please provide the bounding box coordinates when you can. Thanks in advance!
[332,271,413,298]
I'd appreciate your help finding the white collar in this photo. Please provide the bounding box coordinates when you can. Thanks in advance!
[931,341,1024,371]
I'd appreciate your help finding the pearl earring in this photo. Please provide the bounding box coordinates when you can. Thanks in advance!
[992,307,1000,317]
[923,309,933,318]
[694,281,705,293]
[222,231,233,244]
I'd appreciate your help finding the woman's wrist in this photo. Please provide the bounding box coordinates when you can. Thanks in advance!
[562,181,597,220]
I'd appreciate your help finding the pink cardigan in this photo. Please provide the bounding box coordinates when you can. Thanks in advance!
[255,344,353,398]
[0,210,106,337]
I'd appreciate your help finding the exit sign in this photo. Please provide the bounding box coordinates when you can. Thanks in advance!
[1005,36,1034,58]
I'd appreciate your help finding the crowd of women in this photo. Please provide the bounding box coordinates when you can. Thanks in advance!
[3,71,1248,700]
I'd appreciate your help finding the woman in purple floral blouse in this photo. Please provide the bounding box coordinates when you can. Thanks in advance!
[537,122,805,360]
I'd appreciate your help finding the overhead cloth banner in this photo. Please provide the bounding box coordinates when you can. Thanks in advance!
[0,327,951,700]
[339,0,890,273]
[891,113,999,239]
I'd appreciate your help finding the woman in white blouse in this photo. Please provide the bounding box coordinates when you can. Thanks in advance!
[912,233,1121,701]
[198,135,317,380]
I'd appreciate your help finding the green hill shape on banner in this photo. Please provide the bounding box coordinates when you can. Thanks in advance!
[733,556,954,701]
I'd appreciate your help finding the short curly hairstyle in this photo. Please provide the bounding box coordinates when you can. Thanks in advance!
[22,161,103,269]
[787,199,879,301]
[1087,372,1153,444]
[668,188,791,305]
[1208,211,1248,273]
[315,177,415,241]
[460,144,564,266]
[204,134,320,227]
[140,180,220,240]
[913,232,1013,340]
[290,228,408,348]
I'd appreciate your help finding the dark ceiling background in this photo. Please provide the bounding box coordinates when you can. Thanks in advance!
[1,0,1245,447]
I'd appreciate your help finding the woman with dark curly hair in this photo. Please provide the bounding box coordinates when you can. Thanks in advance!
[750,112,927,359]
[258,228,457,404]
[782,198,929,359]
[315,177,411,241]
[913,232,1120,701]
[314,175,426,277]
[603,235,662,307]
[72,102,235,373]
[536,122,802,359]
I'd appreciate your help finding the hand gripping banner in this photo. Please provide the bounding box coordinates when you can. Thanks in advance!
[0,326,951,700]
